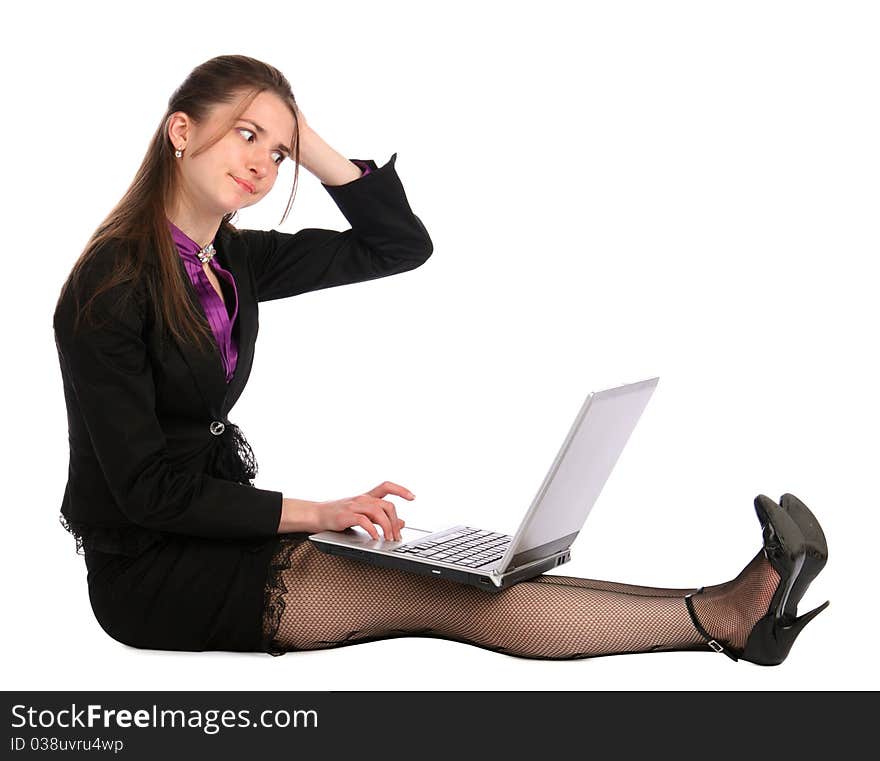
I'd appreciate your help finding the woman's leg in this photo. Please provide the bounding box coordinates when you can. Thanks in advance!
[262,538,780,660]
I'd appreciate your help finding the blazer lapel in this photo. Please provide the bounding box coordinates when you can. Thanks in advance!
[174,226,256,418]
[175,265,228,417]
[219,228,257,413]
[174,230,258,420]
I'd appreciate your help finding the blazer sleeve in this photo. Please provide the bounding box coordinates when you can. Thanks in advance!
[241,152,433,302]
[53,276,283,539]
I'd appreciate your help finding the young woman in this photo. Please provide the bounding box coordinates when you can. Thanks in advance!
[53,54,829,664]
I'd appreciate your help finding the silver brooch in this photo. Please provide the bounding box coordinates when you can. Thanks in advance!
[197,243,216,264]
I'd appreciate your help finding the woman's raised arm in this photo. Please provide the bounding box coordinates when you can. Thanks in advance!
[241,150,433,303]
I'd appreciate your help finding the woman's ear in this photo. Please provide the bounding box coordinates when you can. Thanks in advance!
[167,111,190,149]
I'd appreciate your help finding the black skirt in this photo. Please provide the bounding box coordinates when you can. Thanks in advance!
[84,532,309,653]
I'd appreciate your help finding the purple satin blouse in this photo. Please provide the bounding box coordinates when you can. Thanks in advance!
[167,160,372,383]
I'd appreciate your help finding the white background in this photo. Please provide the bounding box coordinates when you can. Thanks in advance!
[3,0,877,691]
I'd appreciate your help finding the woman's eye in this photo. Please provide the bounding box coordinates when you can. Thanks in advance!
[238,128,284,165]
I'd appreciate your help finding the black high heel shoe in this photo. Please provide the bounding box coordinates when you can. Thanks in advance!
[684,494,830,666]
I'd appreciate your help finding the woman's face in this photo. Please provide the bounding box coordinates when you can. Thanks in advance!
[169,90,296,218]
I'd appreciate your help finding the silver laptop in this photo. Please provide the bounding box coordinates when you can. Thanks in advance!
[309,377,659,591]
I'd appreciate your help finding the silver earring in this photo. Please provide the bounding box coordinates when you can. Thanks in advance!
[175,147,184,158]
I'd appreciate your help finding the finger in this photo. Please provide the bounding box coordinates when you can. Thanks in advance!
[354,514,379,541]
[369,481,416,501]
[378,499,401,541]
[356,502,394,542]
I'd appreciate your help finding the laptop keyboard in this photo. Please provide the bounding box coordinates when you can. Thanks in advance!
[392,527,512,568]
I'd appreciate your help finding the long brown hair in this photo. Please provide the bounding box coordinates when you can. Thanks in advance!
[57,54,302,352]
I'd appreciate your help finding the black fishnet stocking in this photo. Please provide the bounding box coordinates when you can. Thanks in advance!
[262,537,780,660]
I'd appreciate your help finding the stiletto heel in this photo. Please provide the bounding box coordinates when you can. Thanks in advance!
[684,494,830,666]
[779,493,829,620]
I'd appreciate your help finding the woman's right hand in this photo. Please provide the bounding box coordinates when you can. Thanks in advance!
[314,481,415,542]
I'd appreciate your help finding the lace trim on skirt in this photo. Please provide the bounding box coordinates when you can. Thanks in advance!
[261,533,311,656]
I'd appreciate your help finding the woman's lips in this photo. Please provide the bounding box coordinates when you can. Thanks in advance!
[232,176,255,193]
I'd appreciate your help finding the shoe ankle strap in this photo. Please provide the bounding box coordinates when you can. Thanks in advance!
[684,587,739,662]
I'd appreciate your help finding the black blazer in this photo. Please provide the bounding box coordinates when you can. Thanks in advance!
[54,153,433,555]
